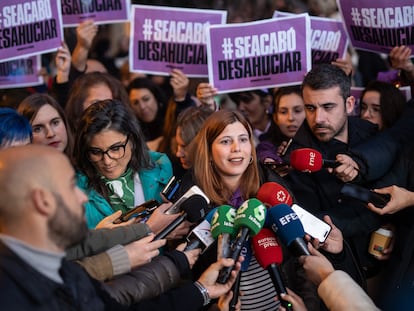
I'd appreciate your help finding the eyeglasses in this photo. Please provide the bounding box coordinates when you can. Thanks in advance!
[88,136,129,162]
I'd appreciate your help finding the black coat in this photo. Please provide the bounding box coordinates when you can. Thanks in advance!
[0,241,204,311]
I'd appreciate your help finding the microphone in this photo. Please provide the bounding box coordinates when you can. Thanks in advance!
[183,208,217,252]
[217,198,266,284]
[154,194,208,240]
[267,204,310,256]
[252,228,293,311]
[290,148,339,173]
[257,182,294,207]
[211,205,237,260]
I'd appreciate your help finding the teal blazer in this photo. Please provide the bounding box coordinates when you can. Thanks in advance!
[77,151,173,228]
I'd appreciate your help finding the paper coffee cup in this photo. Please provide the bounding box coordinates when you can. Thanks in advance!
[368,228,393,257]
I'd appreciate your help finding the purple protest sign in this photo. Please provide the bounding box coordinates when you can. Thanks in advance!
[310,17,348,65]
[207,14,311,93]
[130,5,227,77]
[273,11,349,66]
[337,0,414,54]
[0,0,64,62]
[61,0,130,27]
[0,55,43,89]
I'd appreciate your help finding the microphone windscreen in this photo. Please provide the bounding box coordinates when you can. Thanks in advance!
[211,205,237,239]
[257,182,293,206]
[234,198,266,236]
[267,204,305,247]
[290,148,323,172]
[252,228,283,269]
[181,194,209,222]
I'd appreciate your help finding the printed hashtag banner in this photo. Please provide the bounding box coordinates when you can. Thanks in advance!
[130,5,227,77]
[0,55,43,89]
[61,0,130,27]
[0,0,64,62]
[338,0,414,54]
[206,14,311,93]
[274,11,349,68]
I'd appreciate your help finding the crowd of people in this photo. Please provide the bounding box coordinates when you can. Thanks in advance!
[1,1,414,311]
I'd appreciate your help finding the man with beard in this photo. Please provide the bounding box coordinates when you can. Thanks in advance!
[0,145,240,310]
[283,64,384,293]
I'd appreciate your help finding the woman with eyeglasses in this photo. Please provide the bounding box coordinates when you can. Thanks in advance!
[73,99,173,228]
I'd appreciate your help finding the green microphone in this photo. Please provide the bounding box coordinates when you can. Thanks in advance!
[211,205,237,260]
[217,198,266,284]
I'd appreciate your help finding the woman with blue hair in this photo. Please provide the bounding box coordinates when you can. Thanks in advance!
[0,107,32,149]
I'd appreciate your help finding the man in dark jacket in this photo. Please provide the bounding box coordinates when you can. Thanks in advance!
[283,64,384,286]
[0,145,240,311]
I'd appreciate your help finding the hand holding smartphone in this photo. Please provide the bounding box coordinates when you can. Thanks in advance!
[291,204,332,243]
[161,176,181,202]
[340,184,391,208]
[113,199,160,224]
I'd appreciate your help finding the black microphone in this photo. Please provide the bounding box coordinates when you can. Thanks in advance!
[154,194,208,240]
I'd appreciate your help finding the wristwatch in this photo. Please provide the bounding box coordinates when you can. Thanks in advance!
[194,281,211,306]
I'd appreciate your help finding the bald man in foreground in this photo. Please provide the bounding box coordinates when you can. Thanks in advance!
[0,145,240,310]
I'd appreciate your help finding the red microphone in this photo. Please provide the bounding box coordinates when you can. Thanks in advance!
[290,148,338,173]
[257,182,293,207]
[252,228,293,311]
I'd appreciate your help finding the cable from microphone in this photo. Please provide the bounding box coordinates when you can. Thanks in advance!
[290,148,339,173]
[252,227,293,311]
[154,194,208,240]
[267,204,310,256]
[210,205,237,260]
[183,207,217,252]
[217,198,266,284]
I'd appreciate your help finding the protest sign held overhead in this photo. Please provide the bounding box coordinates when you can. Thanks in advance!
[0,0,64,62]
[61,0,130,26]
[130,5,227,77]
[0,55,42,89]
[309,16,348,65]
[207,14,311,93]
[273,11,349,66]
[338,0,414,54]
